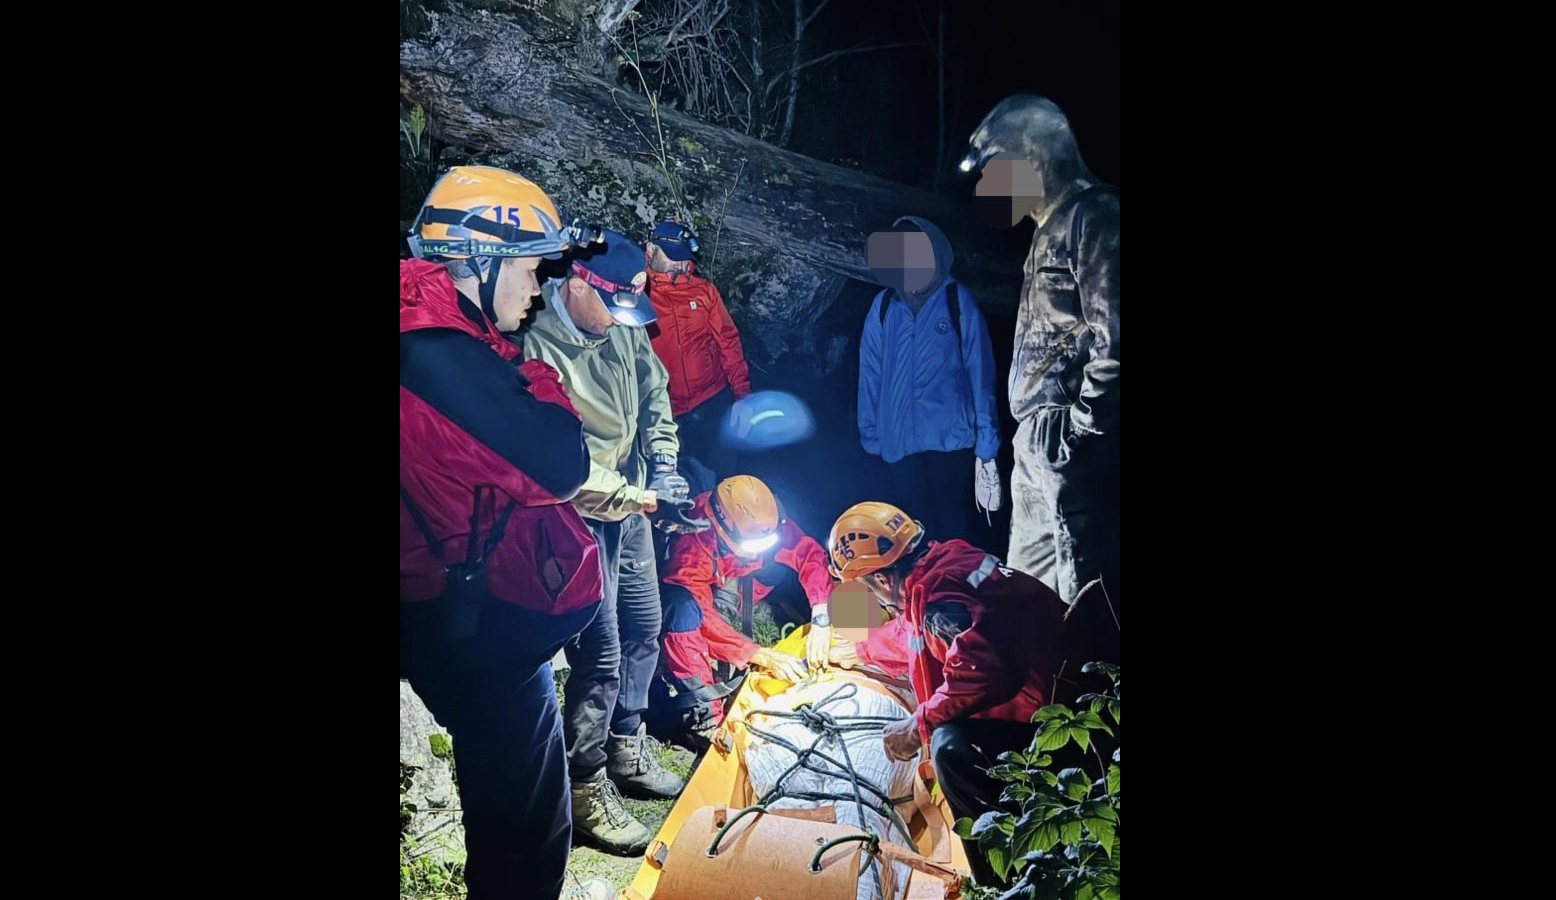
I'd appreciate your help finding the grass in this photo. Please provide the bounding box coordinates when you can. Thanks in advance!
[405,597,792,897]
[554,601,816,893]
[562,738,696,892]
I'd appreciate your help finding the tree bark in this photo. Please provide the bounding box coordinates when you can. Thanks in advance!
[779,0,803,147]
[400,2,1019,368]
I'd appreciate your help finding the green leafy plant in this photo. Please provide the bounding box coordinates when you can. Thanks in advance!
[955,663,1120,900]
[400,104,446,236]
[401,104,428,159]
[400,762,466,898]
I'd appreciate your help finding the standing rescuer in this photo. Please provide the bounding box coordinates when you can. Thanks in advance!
[963,94,1120,608]
[400,165,614,900]
[522,228,709,855]
[643,221,753,495]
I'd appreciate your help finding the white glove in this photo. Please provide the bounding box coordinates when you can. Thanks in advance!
[975,457,1002,513]
[805,622,834,670]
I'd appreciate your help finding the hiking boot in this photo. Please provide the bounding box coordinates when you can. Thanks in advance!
[571,770,652,855]
[607,723,687,799]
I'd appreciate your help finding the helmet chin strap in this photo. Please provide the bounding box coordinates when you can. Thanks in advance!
[479,259,502,324]
[868,572,901,616]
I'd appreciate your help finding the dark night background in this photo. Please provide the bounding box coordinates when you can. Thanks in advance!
[786,0,1119,187]
[698,0,1119,561]
[229,4,1299,889]
[394,0,1122,561]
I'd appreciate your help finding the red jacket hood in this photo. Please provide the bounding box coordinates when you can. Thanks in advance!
[399,259,519,363]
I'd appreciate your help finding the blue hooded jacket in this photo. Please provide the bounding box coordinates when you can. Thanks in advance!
[858,216,1000,463]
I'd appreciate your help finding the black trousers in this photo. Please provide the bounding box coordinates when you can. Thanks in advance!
[887,447,976,542]
[930,718,1038,887]
[400,597,597,900]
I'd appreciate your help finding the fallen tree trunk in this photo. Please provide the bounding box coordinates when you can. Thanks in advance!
[400,0,1020,368]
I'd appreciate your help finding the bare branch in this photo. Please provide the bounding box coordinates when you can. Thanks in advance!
[594,0,642,39]
[792,41,923,76]
[913,0,941,61]
[712,158,747,264]
[604,17,693,223]
[664,1,702,48]
[801,0,835,31]
[765,42,925,98]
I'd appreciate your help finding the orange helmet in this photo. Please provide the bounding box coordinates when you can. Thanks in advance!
[408,165,592,263]
[708,476,784,557]
[827,502,925,581]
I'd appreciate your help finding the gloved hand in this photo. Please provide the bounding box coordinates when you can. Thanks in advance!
[975,457,1002,513]
[882,715,923,761]
[749,647,807,683]
[648,452,690,500]
[805,621,834,670]
[649,495,710,534]
[711,587,741,622]
[828,641,861,669]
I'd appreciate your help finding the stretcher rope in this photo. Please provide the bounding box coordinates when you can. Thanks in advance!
[742,682,918,878]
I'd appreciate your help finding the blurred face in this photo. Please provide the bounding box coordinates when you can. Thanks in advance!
[866,230,936,295]
[828,581,885,645]
[646,242,691,275]
[489,256,543,331]
[563,275,617,334]
[974,154,1047,227]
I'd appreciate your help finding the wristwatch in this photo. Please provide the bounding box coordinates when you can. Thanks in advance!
[811,612,831,627]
